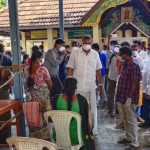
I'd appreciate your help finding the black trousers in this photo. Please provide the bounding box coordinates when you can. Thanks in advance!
[50,76,62,98]
[107,79,117,114]
[141,94,150,126]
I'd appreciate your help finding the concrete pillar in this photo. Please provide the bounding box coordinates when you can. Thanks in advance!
[64,30,69,44]
[47,28,53,49]
[20,31,26,51]
[99,28,103,49]
[93,24,99,43]
[93,25,103,49]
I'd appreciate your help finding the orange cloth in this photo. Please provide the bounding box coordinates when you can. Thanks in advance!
[23,102,43,128]
[138,82,143,106]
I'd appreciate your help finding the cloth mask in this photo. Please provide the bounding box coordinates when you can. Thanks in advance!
[82,44,91,51]
[39,59,44,65]
[59,46,65,52]
[132,51,137,57]
[110,45,115,52]
[72,47,78,51]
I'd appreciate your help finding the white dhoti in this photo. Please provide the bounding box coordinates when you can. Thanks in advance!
[77,90,97,135]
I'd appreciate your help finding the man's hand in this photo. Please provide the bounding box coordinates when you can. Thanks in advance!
[98,84,102,95]
[125,98,132,107]
[108,34,112,40]
[59,51,66,56]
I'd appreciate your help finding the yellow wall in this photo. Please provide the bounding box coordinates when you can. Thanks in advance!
[22,28,149,54]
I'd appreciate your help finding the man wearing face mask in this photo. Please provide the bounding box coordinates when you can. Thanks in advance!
[71,40,79,51]
[107,46,120,117]
[141,42,150,127]
[67,35,102,135]
[44,38,66,98]
[147,42,150,53]
[0,44,12,67]
[116,46,142,150]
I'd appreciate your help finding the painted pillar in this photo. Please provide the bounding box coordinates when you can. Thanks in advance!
[64,30,69,44]
[20,31,26,51]
[93,24,99,43]
[47,28,53,49]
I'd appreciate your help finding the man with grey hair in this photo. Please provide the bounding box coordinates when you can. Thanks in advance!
[67,35,102,135]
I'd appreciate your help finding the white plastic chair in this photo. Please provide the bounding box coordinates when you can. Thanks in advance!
[44,110,83,150]
[6,137,57,150]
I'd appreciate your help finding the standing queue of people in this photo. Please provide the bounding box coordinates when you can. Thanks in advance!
[0,35,150,150]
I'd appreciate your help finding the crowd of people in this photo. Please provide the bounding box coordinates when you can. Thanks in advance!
[0,35,150,150]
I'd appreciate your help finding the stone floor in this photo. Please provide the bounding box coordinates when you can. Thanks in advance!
[95,107,150,150]
[1,106,150,150]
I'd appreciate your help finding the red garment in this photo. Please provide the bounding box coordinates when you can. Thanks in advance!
[23,102,43,128]
[27,58,31,65]
[116,59,122,74]
[26,66,50,86]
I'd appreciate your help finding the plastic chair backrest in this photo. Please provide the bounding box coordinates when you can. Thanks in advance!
[6,137,57,150]
[44,110,83,149]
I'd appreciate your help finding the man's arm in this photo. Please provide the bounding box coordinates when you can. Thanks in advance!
[96,69,102,86]
[96,52,103,94]
[67,51,75,76]
[67,68,74,76]
[129,63,142,99]
[8,70,14,87]
[129,82,138,98]
[45,50,64,67]
[107,35,111,50]
[96,69,102,95]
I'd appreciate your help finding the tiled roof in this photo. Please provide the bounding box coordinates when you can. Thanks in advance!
[0,0,98,30]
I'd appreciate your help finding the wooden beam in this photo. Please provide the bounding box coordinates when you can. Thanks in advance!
[133,0,150,17]
[99,8,116,27]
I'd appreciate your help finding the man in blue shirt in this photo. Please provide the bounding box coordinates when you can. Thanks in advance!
[0,44,12,66]
[92,43,107,104]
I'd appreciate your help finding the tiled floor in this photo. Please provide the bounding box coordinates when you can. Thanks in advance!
[1,107,150,150]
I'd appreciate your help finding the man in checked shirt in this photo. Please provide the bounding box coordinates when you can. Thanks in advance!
[116,46,142,150]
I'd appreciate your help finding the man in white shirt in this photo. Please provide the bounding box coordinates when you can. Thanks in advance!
[67,35,102,135]
[133,41,147,70]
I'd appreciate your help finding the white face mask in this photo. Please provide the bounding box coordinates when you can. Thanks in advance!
[132,51,137,57]
[82,44,91,51]
[39,58,44,65]
[72,47,78,51]
[110,45,115,51]
[59,46,65,52]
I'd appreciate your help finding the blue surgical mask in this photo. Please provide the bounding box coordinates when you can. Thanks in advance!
[132,51,137,57]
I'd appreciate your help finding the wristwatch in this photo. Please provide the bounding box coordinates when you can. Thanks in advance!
[98,84,102,86]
